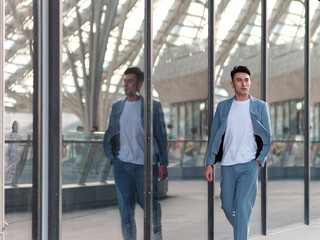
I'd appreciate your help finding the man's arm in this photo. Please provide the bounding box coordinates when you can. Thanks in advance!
[204,103,222,182]
[205,103,222,166]
[158,165,167,181]
[154,101,168,181]
[154,101,168,165]
[261,103,272,140]
[204,165,214,182]
[256,102,272,167]
[103,104,116,161]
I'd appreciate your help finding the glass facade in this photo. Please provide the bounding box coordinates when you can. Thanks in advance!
[310,0,320,220]
[2,0,320,239]
[3,0,34,238]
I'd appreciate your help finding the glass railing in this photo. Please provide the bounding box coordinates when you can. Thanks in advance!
[4,134,32,186]
[4,132,111,187]
[268,139,320,167]
[62,132,112,185]
[4,135,320,187]
[167,139,208,167]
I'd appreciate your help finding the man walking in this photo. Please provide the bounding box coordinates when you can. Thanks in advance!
[103,67,167,240]
[204,66,271,240]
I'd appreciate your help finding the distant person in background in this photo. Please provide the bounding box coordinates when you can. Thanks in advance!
[91,125,99,132]
[74,126,85,168]
[6,121,21,182]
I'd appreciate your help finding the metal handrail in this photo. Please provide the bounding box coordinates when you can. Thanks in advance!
[4,138,320,187]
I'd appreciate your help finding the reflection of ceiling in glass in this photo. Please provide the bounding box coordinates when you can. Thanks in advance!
[4,0,320,125]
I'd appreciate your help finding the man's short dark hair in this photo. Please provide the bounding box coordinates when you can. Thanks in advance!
[124,67,144,83]
[230,66,251,81]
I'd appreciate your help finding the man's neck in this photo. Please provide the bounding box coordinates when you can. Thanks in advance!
[127,95,140,102]
[235,94,250,101]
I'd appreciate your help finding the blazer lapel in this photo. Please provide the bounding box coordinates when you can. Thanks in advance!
[249,96,259,121]
[222,97,234,121]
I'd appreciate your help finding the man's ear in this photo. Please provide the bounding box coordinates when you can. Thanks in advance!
[137,81,143,91]
[230,81,234,88]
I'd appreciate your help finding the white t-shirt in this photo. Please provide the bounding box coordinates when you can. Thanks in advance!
[221,99,257,166]
[118,99,145,165]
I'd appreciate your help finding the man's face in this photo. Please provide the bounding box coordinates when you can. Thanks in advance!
[123,73,142,97]
[230,72,251,97]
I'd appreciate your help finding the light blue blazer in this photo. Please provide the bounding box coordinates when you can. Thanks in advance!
[103,97,168,165]
[206,96,271,167]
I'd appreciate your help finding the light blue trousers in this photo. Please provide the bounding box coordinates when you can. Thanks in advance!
[220,160,260,240]
[113,159,162,240]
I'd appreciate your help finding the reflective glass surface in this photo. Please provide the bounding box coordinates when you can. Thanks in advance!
[3,0,320,238]
[310,1,320,222]
[4,0,34,238]
[215,0,264,237]
[267,0,305,231]
[155,0,209,237]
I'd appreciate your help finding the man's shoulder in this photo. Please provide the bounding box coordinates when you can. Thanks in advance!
[218,97,234,106]
[250,96,267,106]
[152,99,161,105]
[150,99,163,110]
[112,99,126,107]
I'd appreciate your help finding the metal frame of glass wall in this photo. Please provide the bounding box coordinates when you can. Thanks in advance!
[144,0,153,239]
[0,0,5,238]
[207,0,215,239]
[0,0,313,239]
[33,0,62,239]
[304,0,310,226]
[261,0,268,235]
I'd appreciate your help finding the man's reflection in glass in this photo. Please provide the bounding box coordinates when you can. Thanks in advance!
[103,67,168,240]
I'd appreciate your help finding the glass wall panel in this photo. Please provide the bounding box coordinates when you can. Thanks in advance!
[178,104,186,138]
[193,102,201,139]
[185,102,192,139]
[275,104,284,139]
[267,0,305,231]
[310,0,320,222]
[61,0,145,238]
[214,0,263,238]
[169,104,178,138]
[153,0,209,238]
[4,0,34,239]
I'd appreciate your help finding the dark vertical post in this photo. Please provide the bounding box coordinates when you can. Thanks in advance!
[33,0,43,238]
[208,0,215,239]
[304,0,310,226]
[48,0,62,239]
[144,0,153,239]
[261,0,268,236]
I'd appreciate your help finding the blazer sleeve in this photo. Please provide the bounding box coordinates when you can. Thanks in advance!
[103,104,116,161]
[154,101,168,165]
[256,102,272,166]
[206,102,222,166]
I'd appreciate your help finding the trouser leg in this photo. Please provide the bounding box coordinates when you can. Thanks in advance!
[135,164,162,235]
[152,165,162,235]
[220,165,237,227]
[233,160,259,240]
[113,160,137,240]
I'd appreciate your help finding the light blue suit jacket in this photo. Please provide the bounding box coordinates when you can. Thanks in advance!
[103,97,168,165]
[206,96,271,167]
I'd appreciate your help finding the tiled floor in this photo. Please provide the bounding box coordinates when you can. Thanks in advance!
[4,179,320,239]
